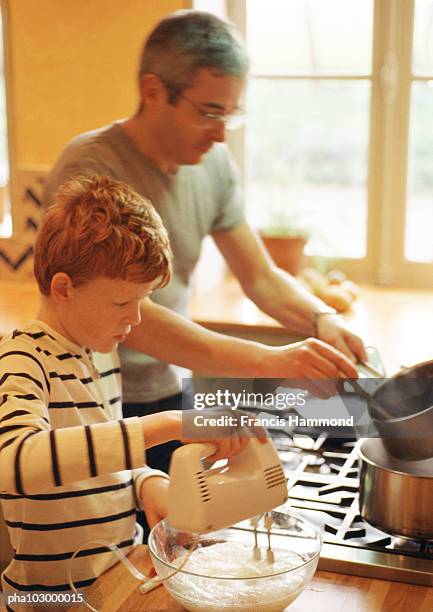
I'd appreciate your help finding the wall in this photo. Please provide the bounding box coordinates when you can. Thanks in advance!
[10,0,189,167]
[0,0,189,279]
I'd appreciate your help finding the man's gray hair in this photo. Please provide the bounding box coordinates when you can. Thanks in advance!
[138,10,249,101]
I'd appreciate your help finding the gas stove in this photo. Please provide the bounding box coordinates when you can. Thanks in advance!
[271,434,433,586]
[192,347,432,585]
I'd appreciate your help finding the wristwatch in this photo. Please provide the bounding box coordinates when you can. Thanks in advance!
[311,308,337,338]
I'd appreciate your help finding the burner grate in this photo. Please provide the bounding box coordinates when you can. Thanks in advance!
[272,434,433,584]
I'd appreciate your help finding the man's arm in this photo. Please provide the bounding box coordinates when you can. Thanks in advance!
[124,297,359,395]
[212,222,367,362]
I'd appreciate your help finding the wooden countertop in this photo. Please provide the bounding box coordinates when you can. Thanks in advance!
[71,545,433,612]
[1,278,433,375]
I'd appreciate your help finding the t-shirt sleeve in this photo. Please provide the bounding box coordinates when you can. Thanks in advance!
[0,347,146,495]
[209,144,245,233]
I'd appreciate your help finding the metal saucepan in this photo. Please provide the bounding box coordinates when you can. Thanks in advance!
[369,359,433,461]
[358,438,433,539]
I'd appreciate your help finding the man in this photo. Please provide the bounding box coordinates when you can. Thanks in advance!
[44,10,366,475]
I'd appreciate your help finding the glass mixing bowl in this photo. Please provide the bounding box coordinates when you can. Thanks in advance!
[148,512,322,611]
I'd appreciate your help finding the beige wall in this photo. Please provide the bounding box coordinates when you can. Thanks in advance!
[0,0,190,279]
[7,0,189,168]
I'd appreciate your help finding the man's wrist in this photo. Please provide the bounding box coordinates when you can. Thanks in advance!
[251,343,281,377]
[311,308,338,338]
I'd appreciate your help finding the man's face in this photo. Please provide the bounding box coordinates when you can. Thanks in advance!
[157,68,244,166]
[59,277,155,353]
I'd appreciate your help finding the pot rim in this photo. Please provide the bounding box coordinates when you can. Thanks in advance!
[371,401,433,424]
[358,439,433,479]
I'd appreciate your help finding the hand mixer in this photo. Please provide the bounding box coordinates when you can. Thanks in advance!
[168,437,288,534]
[167,438,288,571]
[139,439,288,593]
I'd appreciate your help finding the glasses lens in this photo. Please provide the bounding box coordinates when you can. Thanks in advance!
[225,114,245,130]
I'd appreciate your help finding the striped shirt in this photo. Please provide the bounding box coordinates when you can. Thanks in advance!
[0,321,167,600]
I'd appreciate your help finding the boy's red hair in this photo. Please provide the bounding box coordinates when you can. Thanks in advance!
[34,175,172,295]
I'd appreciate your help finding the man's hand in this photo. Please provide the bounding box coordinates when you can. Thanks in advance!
[140,476,169,529]
[264,337,360,398]
[315,313,367,364]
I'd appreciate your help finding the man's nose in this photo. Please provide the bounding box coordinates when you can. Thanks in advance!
[208,120,226,142]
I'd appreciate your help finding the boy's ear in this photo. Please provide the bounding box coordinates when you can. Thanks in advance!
[51,273,74,301]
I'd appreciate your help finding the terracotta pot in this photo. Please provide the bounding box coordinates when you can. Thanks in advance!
[260,234,307,275]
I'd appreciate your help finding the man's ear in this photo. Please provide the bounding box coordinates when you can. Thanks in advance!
[139,73,168,108]
[51,272,74,301]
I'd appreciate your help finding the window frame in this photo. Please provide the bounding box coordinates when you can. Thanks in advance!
[228,0,433,288]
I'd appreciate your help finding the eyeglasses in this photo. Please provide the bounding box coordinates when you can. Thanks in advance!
[163,82,244,131]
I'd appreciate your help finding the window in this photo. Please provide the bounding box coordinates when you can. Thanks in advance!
[246,1,373,262]
[198,0,433,287]
[406,0,433,265]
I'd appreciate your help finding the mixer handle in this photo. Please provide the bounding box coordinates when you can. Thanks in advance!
[226,436,276,467]
[170,443,217,474]
[170,438,276,476]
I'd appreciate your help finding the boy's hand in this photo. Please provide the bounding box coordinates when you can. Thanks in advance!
[139,476,169,529]
[180,434,251,463]
[180,409,268,463]
[140,409,268,462]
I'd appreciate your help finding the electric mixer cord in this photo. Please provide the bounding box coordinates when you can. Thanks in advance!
[67,536,200,612]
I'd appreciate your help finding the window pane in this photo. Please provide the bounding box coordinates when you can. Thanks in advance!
[193,0,226,19]
[405,82,433,262]
[245,79,370,258]
[413,0,433,75]
[247,0,373,75]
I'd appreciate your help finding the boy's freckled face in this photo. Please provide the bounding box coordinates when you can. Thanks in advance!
[62,277,155,353]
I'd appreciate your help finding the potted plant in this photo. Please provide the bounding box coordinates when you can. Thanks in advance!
[258,204,310,276]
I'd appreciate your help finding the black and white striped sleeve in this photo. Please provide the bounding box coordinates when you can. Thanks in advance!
[0,350,146,495]
[0,350,51,443]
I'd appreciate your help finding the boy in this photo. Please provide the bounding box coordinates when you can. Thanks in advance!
[0,175,248,605]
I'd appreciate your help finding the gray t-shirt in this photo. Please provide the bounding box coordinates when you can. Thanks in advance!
[43,121,244,403]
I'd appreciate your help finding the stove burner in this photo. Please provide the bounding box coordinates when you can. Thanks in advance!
[272,432,433,586]
[391,537,433,556]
